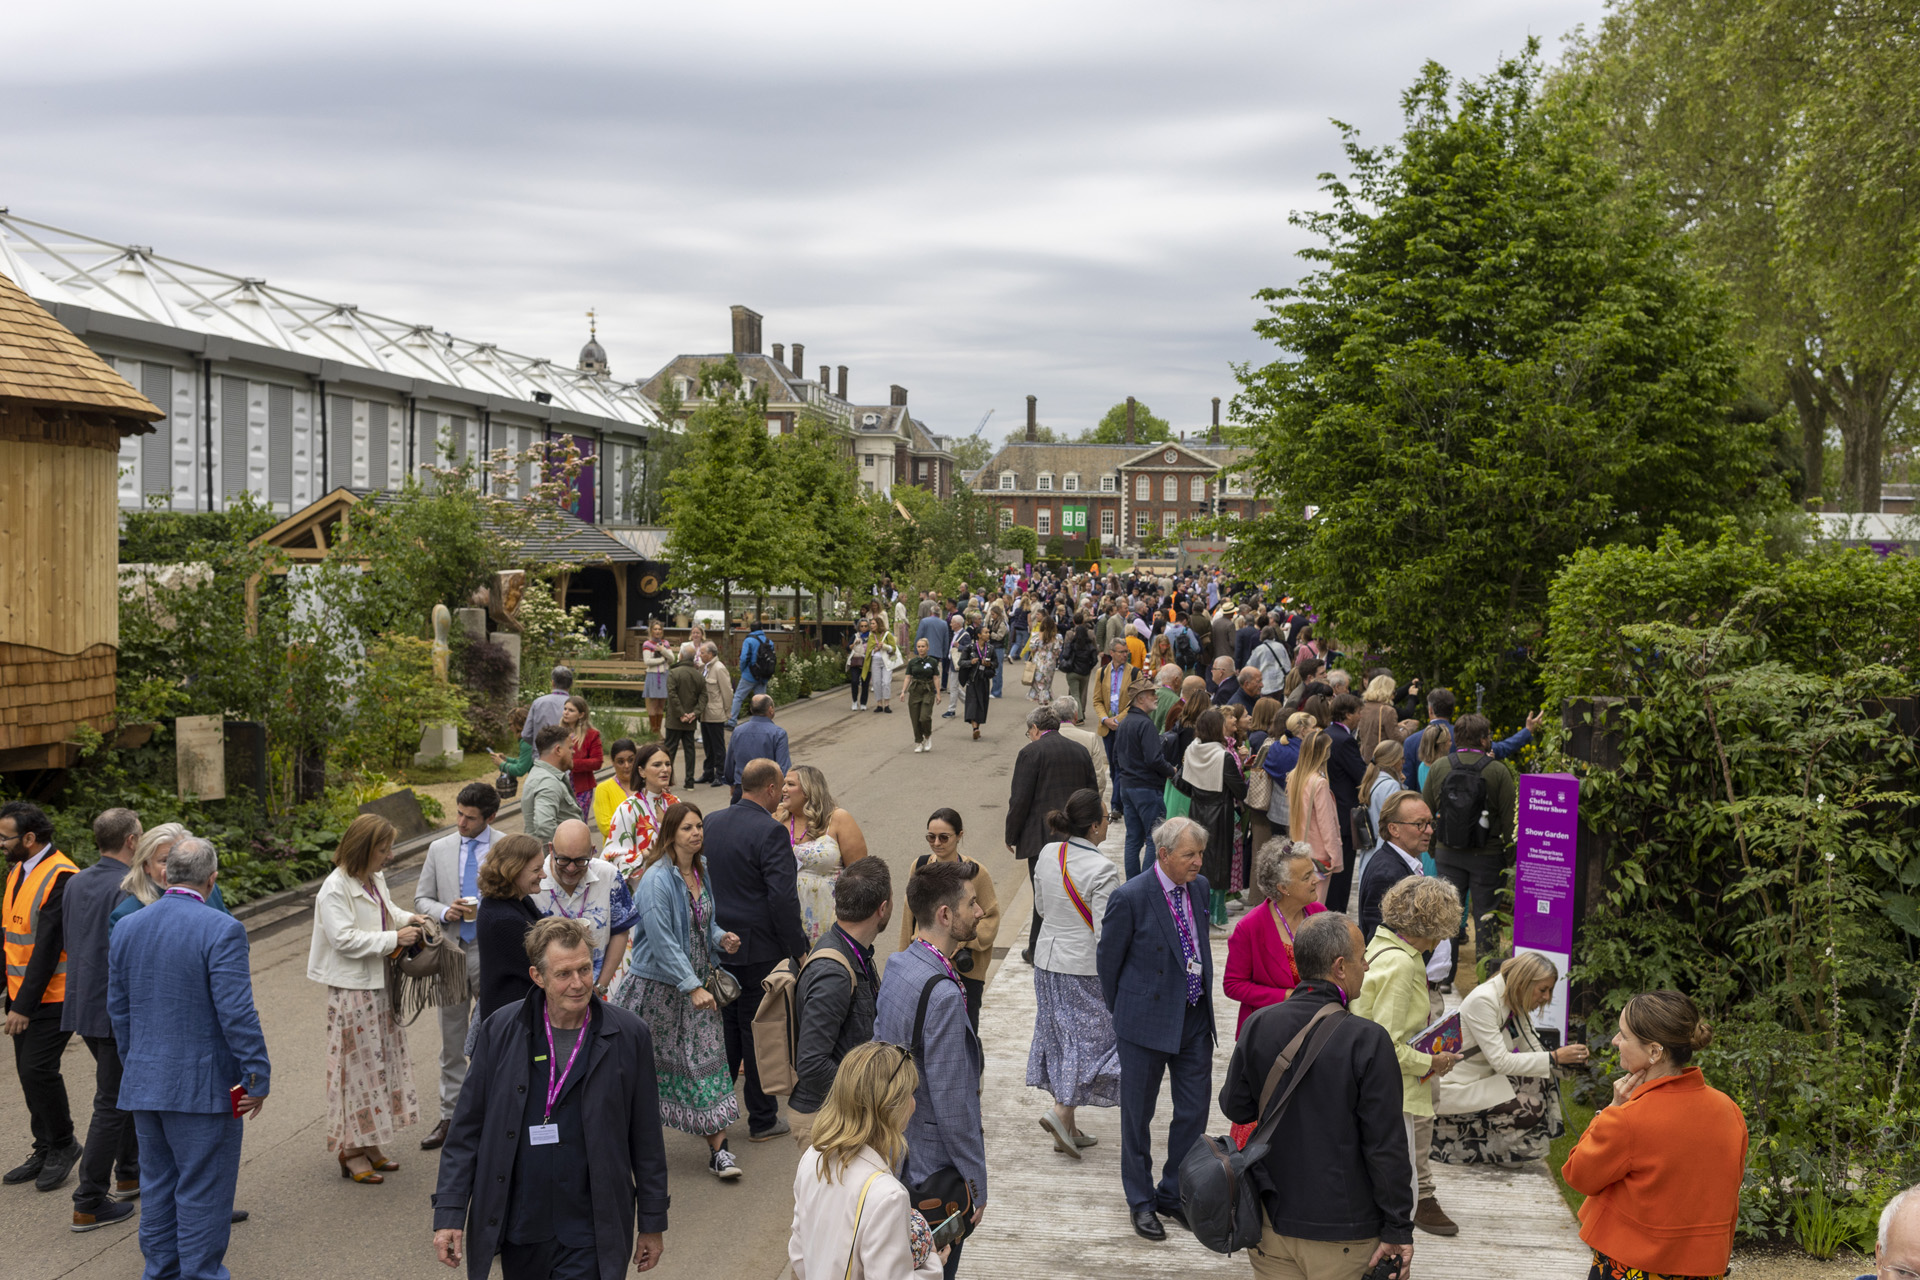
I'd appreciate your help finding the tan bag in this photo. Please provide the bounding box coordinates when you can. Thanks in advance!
[1245,740,1275,811]
[750,947,855,1097]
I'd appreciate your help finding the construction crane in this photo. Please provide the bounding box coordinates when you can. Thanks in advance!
[970,408,995,438]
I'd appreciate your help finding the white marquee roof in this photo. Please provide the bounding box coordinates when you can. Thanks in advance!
[0,211,662,433]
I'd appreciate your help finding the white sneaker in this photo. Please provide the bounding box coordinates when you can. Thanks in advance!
[924,739,932,753]
[851,700,859,711]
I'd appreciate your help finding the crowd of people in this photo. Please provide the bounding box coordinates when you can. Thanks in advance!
[5,566,1913,1280]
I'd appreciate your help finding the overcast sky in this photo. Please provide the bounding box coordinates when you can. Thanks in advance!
[5,0,1603,442]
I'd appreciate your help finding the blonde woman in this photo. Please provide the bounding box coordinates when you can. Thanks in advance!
[641,619,672,738]
[1433,952,1589,1165]
[867,625,901,715]
[1026,613,1061,702]
[1354,874,1465,1235]
[306,814,427,1184]
[1355,673,1405,757]
[1285,729,1342,904]
[1416,720,1453,789]
[789,1042,944,1278]
[778,766,870,944]
[109,822,227,931]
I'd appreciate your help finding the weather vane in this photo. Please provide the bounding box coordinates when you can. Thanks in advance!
[586,307,597,338]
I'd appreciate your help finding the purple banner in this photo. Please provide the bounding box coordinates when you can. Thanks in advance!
[1515,773,1579,1036]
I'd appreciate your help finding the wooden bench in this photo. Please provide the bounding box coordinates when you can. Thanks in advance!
[572,660,650,695]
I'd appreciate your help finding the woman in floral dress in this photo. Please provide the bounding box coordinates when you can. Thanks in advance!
[604,742,678,888]
[1026,613,1061,702]
[777,765,869,943]
[610,802,746,1179]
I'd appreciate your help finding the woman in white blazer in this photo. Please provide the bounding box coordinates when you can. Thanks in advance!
[1026,788,1123,1158]
[789,1042,944,1279]
[306,813,428,1184]
[1432,952,1590,1165]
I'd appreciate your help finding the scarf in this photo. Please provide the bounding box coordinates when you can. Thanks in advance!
[1182,738,1227,791]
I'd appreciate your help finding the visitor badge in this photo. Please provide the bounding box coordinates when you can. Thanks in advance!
[528,1124,560,1146]
[1186,958,1203,977]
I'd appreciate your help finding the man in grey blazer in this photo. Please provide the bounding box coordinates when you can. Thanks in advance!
[874,859,987,1279]
[413,782,501,1151]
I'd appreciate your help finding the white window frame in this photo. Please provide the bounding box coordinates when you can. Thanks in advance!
[1226,473,1245,494]
[1190,476,1206,503]
[1134,511,1149,540]
[1134,475,1150,500]
[999,507,1014,530]
[1100,508,1115,538]
[1163,510,1179,536]
[1162,475,1178,502]
[1227,508,1242,521]
[1100,475,1116,493]
[1000,471,1016,491]
[863,454,876,468]
[1037,472,1053,491]
[1037,508,1052,536]
[1063,473,1079,492]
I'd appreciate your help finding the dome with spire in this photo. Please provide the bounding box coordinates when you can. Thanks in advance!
[578,308,608,375]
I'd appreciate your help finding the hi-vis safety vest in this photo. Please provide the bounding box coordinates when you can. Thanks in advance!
[4,851,77,1005]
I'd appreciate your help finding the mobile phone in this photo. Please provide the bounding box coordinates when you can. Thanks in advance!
[230,1083,245,1117]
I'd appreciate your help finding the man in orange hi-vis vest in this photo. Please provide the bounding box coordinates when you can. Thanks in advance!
[2,800,81,1193]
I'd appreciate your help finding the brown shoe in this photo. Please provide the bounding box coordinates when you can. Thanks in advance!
[419,1120,450,1151]
[1414,1196,1458,1236]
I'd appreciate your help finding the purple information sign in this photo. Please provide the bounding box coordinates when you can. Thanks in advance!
[1515,773,1579,1036]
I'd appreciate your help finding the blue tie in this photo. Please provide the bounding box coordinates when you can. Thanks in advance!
[458,838,479,942]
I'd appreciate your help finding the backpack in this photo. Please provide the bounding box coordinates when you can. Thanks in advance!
[1178,1003,1344,1254]
[1434,749,1492,850]
[1351,802,1378,857]
[745,634,777,682]
[1173,627,1200,667]
[750,945,854,1097]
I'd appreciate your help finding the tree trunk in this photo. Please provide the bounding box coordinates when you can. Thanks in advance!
[1810,360,1908,513]
[1787,363,1828,509]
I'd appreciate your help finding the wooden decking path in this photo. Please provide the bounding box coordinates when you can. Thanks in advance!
[960,828,1590,1279]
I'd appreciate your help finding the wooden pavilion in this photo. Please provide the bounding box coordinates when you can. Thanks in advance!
[0,269,164,772]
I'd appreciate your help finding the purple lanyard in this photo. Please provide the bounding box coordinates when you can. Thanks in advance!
[542,1006,589,1123]
[834,927,870,977]
[916,938,964,989]
[163,887,204,903]
[1168,885,1198,961]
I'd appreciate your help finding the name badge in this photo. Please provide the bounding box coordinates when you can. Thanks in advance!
[528,1124,560,1146]
[1186,959,1203,977]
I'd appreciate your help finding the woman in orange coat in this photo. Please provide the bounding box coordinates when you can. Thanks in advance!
[1561,991,1748,1280]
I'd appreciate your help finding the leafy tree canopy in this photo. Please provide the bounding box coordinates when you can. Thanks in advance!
[1081,402,1172,444]
[1228,45,1781,714]
[947,434,993,471]
[661,357,791,598]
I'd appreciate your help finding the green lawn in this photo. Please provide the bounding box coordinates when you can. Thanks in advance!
[1549,1077,1595,1216]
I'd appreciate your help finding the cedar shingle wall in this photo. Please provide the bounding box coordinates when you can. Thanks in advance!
[0,643,116,750]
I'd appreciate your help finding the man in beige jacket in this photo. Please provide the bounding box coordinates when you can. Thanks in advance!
[697,642,733,789]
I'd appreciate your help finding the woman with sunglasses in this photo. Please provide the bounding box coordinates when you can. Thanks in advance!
[610,802,744,1181]
[896,809,999,1029]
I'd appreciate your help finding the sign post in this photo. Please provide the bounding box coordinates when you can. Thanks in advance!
[1514,773,1580,1041]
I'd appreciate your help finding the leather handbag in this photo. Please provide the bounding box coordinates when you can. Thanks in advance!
[705,966,742,1008]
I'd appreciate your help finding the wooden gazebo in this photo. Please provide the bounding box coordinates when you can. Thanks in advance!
[0,270,163,772]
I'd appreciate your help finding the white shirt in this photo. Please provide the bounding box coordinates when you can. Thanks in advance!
[536,859,625,977]
[1387,843,1454,982]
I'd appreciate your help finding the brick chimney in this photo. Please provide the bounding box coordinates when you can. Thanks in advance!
[890,385,907,407]
[771,342,785,365]
[791,342,804,377]
[729,305,762,355]
[1210,396,1222,444]
[1125,396,1137,445]
[820,364,831,390]
[1026,395,1037,442]
[837,366,848,399]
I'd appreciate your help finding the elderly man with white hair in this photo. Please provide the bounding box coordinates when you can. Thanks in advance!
[1096,816,1215,1241]
[1869,1186,1920,1280]
[1209,655,1239,707]
[1052,696,1110,812]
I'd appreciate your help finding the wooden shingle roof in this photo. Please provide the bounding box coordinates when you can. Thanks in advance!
[0,268,162,430]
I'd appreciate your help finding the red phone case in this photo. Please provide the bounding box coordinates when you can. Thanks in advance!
[230,1084,245,1117]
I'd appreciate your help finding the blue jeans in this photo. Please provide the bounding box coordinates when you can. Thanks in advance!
[727,676,767,728]
[990,644,1008,696]
[1117,783,1165,880]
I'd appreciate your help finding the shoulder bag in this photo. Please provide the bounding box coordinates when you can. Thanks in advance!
[842,1168,885,1280]
[1177,1003,1345,1254]
[1244,740,1274,811]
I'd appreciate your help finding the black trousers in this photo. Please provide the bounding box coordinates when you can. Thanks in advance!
[1435,852,1503,980]
[663,728,698,787]
[719,958,780,1133]
[75,1034,138,1210]
[12,1010,73,1153]
[699,722,726,781]
[1024,856,1043,957]
[848,663,871,705]
[501,1238,597,1280]
[943,1236,965,1280]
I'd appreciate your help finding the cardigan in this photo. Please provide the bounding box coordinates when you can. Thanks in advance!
[1433,973,1555,1115]
[1351,929,1436,1114]
[1293,772,1343,874]
[1561,1067,1748,1277]
[1221,899,1328,1033]
[305,867,410,990]
[788,1145,942,1279]
[629,858,730,994]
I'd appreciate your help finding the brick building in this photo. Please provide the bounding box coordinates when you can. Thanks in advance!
[971,396,1267,554]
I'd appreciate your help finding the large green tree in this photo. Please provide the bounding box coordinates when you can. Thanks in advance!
[1229,47,1780,712]
[1080,401,1172,444]
[1563,0,1920,509]
[778,415,872,630]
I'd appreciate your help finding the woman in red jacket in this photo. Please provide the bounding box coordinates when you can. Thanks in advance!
[562,695,603,819]
[1221,840,1326,1149]
[1561,990,1747,1280]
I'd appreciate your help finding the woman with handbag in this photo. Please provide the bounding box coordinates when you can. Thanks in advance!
[788,1042,945,1278]
[1027,789,1122,1158]
[562,695,602,819]
[867,626,900,715]
[896,809,999,1028]
[306,813,427,1184]
[848,620,873,711]
[610,801,745,1179]
[1025,613,1060,703]
[1222,841,1328,1149]
[1432,952,1588,1166]
[957,613,994,740]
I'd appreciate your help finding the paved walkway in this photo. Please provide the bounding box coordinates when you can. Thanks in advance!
[962,827,1589,1279]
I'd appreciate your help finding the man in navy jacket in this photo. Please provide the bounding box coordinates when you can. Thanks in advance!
[1110,677,1175,880]
[1097,817,1215,1242]
[705,758,807,1140]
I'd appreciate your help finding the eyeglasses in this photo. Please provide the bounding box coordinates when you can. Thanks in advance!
[1388,819,1435,831]
[926,832,955,845]
[549,850,593,869]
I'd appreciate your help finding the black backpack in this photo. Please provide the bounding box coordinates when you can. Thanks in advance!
[745,634,777,681]
[1434,749,1492,849]
[1173,628,1199,666]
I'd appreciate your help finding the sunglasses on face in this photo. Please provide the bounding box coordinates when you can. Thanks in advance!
[926,832,955,845]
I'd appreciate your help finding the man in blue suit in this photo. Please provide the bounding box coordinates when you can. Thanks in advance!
[1096,816,1215,1241]
[108,837,269,1280]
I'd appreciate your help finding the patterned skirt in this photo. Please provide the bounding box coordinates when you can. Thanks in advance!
[1430,1070,1565,1165]
[1589,1249,1722,1280]
[609,899,739,1137]
[1026,968,1122,1108]
[324,986,420,1152]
